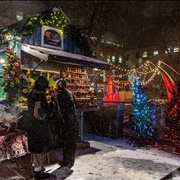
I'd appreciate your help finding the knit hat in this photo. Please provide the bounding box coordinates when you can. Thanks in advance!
[34,76,49,91]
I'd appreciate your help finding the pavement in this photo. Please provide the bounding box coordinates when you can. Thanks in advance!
[0,133,180,180]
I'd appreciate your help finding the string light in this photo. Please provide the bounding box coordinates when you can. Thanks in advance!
[131,77,156,144]
[159,61,179,76]
[110,59,178,87]
[2,7,71,42]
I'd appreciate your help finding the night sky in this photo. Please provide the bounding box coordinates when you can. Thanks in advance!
[0,1,180,49]
[44,1,180,49]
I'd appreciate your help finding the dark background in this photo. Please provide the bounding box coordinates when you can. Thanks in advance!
[0,1,180,49]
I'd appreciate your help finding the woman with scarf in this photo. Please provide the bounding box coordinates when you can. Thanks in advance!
[27,76,53,179]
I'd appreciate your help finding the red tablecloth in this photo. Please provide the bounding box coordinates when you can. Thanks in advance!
[0,130,28,162]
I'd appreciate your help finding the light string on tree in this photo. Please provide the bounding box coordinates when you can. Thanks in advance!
[130,76,156,145]
[26,10,69,33]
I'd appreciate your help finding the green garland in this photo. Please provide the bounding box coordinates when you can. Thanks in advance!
[0,7,70,43]
[0,7,92,57]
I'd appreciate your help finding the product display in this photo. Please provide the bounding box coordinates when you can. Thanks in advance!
[17,68,98,109]
[63,68,98,109]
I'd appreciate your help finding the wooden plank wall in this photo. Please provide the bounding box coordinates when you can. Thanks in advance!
[21,26,82,55]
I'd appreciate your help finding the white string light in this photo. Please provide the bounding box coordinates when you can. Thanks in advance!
[159,61,179,76]
[103,59,177,87]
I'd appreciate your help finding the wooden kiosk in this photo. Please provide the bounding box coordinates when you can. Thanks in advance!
[0,6,111,160]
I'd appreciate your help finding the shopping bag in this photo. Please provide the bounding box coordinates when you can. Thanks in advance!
[33,101,46,120]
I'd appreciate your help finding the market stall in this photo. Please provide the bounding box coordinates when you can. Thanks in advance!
[0,6,111,158]
[19,43,110,146]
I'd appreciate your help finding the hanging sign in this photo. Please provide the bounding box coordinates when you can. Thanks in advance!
[41,26,63,50]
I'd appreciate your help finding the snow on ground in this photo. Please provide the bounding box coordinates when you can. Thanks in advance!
[46,133,180,180]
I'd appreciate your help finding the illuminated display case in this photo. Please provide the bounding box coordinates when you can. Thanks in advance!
[63,68,98,109]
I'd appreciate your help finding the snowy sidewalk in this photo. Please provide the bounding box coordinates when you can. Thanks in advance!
[0,133,179,180]
[41,133,180,180]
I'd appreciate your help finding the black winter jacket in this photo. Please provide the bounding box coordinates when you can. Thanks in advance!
[27,89,52,153]
[54,88,79,143]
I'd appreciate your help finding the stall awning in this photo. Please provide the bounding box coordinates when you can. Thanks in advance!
[21,44,111,70]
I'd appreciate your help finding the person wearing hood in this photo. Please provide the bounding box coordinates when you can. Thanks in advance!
[27,76,52,179]
[53,78,79,172]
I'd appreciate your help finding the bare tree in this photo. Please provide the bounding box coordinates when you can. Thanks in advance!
[169,1,180,75]
[144,1,180,79]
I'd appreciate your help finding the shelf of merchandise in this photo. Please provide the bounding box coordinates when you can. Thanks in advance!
[62,68,98,109]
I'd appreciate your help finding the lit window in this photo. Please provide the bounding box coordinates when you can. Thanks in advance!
[107,55,110,63]
[142,51,147,57]
[119,74,122,78]
[119,55,122,63]
[165,48,171,54]
[100,51,103,57]
[112,70,115,74]
[153,50,158,56]
[173,46,179,52]
[168,47,172,52]
[112,56,115,62]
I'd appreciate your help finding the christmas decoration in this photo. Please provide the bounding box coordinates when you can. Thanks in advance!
[0,7,70,43]
[1,47,22,95]
[0,8,92,57]
[130,77,156,146]
[0,104,22,128]
[163,81,180,144]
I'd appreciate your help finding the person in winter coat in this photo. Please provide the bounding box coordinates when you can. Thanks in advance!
[27,76,52,179]
[54,78,79,171]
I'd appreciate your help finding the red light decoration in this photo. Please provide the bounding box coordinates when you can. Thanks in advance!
[107,75,113,101]
[162,73,179,117]
[113,90,120,101]
[162,73,173,101]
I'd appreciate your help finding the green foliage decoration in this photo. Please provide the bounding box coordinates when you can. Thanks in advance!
[0,8,70,44]
[0,7,92,57]
[1,47,22,92]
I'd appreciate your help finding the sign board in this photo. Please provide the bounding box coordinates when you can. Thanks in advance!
[41,26,63,50]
